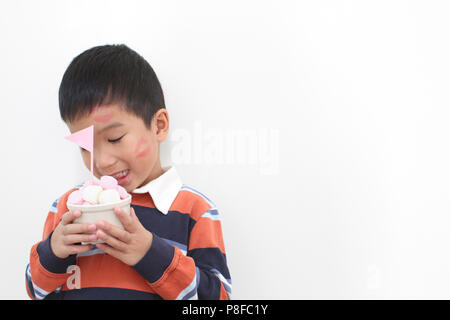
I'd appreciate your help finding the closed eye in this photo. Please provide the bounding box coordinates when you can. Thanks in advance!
[108,135,125,143]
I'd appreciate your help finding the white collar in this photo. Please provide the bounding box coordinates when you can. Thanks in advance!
[132,165,183,215]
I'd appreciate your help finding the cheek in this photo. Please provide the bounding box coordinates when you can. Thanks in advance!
[134,138,152,159]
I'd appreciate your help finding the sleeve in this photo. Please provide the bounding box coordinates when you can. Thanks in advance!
[132,205,232,300]
[25,190,78,300]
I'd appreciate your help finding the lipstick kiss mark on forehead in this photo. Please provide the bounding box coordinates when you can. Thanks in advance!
[93,113,114,123]
[92,105,114,123]
[92,104,109,113]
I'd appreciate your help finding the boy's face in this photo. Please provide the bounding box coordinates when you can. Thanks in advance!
[66,104,169,192]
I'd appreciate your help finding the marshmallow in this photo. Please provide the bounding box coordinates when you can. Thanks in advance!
[98,189,121,204]
[100,175,118,189]
[68,175,130,207]
[82,185,103,204]
[83,177,101,188]
[116,185,129,199]
[68,190,83,205]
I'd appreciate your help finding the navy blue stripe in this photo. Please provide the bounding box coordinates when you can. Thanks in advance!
[36,232,76,274]
[132,204,196,248]
[44,287,163,300]
[132,234,175,283]
[188,248,231,280]
[197,269,221,300]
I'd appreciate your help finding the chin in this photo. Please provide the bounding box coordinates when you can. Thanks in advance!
[123,183,134,193]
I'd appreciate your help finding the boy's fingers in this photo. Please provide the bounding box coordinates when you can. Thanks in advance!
[61,210,81,225]
[97,220,131,243]
[96,219,131,243]
[96,229,127,251]
[63,233,97,245]
[96,243,121,260]
[130,207,138,221]
[68,244,94,255]
[64,223,97,235]
[115,207,137,233]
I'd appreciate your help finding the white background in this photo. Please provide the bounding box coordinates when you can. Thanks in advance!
[1,0,450,299]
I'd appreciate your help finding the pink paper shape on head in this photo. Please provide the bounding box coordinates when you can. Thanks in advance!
[65,125,94,152]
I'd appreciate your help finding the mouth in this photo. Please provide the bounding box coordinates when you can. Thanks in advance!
[109,169,131,185]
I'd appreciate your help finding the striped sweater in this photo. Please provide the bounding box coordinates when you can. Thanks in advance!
[25,166,231,300]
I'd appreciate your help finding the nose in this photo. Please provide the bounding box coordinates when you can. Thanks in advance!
[94,148,117,174]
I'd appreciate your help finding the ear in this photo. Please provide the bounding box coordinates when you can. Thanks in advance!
[153,108,169,142]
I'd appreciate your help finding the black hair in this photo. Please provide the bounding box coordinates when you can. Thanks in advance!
[59,44,165,128]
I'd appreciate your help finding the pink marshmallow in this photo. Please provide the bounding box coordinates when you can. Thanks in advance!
[116,185,129,199]
[68,190,83,204]
[82,177,101,188]
[100,176,118,189]
[71,176,130,206]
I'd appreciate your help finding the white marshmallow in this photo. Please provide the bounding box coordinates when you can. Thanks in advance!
[98,189,121,204]
[82,185,103,204]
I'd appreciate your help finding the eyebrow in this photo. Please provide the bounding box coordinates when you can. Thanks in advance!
[98,122,124,134]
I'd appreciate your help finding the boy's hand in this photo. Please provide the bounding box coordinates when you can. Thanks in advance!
[95,207,153,266]
[50,210,97,259]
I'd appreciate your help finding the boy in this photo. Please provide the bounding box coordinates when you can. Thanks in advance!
[25,44,231,300]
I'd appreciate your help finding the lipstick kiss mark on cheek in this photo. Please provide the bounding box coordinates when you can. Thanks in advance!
[134,138,151,158]
[134,138,146,153]
[136,145,151,158]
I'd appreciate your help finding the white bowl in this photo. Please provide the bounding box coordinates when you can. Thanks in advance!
[67,196,131,244]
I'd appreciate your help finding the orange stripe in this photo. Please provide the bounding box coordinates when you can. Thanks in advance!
[188,218,226,254]
[29,243,70,292]
[170,190,211,221]
[151,247,196,299]
[42,211,57,241]
[73,254,154,293]
[219,283,230,300]
[131,192,157,208]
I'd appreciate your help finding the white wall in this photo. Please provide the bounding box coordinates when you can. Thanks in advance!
[1,0,450,299]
